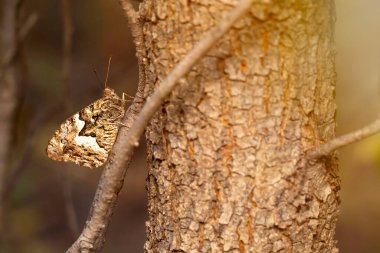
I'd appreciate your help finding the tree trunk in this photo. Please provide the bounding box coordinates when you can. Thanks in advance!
[143,1,339,252]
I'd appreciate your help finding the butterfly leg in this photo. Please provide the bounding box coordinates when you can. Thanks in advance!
[103,119,128,128]
[122,92,134,102]
[116,121,128,127]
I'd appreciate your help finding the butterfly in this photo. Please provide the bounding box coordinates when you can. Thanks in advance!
[46,87,125,168]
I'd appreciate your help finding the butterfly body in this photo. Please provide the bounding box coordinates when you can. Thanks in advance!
[47,88,125,168]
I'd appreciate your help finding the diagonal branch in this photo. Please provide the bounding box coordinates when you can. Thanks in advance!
[66,1,145,252]
[3,108,46,198]
[62,0,74,111]
[66,0,255,252]
[308,118,380,159]
[0,12,37,80]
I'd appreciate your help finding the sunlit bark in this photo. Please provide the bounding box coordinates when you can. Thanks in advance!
[144,1,339,252]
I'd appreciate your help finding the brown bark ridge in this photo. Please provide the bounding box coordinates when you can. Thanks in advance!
[143,1,339,252]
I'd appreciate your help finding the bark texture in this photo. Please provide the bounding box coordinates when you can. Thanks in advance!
[143,1,339,252]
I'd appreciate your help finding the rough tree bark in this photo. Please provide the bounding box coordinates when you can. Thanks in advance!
[143,1,339,252]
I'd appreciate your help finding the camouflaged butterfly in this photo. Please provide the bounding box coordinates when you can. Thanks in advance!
[46,88,125,168]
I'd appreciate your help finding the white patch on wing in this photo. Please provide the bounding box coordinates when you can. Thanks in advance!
[72,114,106,154]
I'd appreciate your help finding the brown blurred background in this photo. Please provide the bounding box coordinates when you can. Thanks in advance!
[336,1,380,252]
[1,0,146,252]
[1,0,380,252]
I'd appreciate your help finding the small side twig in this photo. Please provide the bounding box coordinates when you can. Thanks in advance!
[0,12,37,79]
[61,0,79,238]
[62,168,80,238]
[3,108,46,198]
[19,13,38,40]
[0,11,38,206]
[62,0,73,110]
[66,0,254,252]
[308,119,380,159]
[120,0,146,105]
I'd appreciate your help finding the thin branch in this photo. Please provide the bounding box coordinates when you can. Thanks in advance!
[0,12,39,202]
[120,0,146,104]
[19,13,38,40]
[62,168,80,238]
[62,0,73,110]
[0,0,24,237]
[0,9,38,209]
[4,101,76,199]
[60,0,79,238]
[2,108,46,198]
[0,13,37,80]
[120,0,144,59]
[67,0,254,252]
[308,119,380,159]
[66,1,146,252]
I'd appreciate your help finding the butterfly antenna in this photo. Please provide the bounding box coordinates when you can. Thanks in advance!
[104,56,112,89]
[92,67,103,91]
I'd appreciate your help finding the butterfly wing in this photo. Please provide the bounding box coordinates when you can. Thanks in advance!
[46,88,125,168]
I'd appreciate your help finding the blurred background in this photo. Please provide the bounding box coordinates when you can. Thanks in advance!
[0,0,379,252]
[0,0,146,252]
[335,1,380,252]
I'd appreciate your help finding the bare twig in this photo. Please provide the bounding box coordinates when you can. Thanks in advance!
[0,11,38,206]
[0,0,24,237]
[0,13,37,80]
[308,119,380,159]
[67,0,254,252]
[60,0,79,238]
[62,0,73,110]
[120,0,144,59]
[2,108,46,198]
[62,168,80,238]
[0,10,38,210]
[120,0,146,104]
[4,100,76,199]
[19,13,38,41]
[66,2,146,252]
